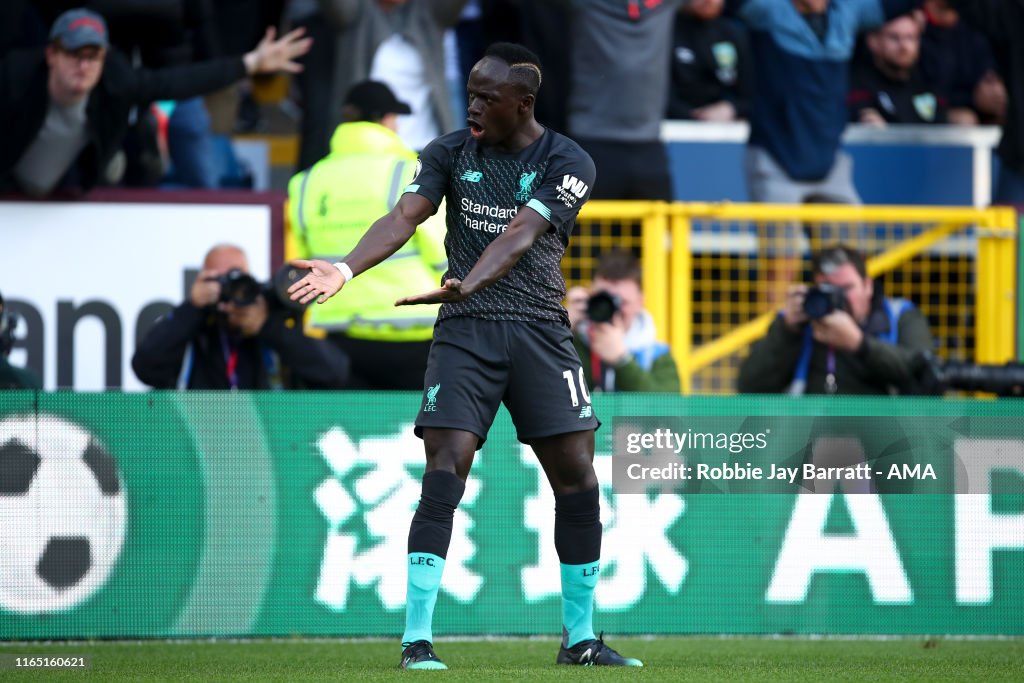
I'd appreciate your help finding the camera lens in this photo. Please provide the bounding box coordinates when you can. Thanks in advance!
[586,291,620,323]
[802,284,845,320]
[218,269,262,306]
[802,288,831,320]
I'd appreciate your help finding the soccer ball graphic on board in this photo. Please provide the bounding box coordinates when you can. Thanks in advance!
[0,414,126,614]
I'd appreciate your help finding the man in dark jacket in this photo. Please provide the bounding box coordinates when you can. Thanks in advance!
[667,0,752,121]
[132,244,350,390]
[0,7,310,196]
[949,0,1024,203]
[737,244,934,395]
[0,291,41,390]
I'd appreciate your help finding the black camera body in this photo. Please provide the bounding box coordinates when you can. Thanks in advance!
[586,291,622,323]
[216,269,264,306]
[802,283,847,320]
[213,266,309,311]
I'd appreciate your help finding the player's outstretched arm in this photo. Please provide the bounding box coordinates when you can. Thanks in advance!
[290,193,436,305]
[396,205,550,306]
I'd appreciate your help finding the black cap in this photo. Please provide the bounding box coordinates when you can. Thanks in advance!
[344,81,412,119]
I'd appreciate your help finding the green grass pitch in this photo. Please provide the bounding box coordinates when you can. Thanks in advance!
[2,637,1023,682]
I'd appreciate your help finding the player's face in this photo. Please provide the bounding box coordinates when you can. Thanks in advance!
[466,57,527,147]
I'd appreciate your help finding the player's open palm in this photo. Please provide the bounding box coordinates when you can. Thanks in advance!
[288,259,345,304]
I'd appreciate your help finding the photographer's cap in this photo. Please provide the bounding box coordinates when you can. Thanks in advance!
[344,80,412,119]
[50,9,109,51]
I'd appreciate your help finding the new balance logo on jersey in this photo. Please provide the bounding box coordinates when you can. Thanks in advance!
[424,383,441,412]
[561,175,588,198]
[578,406,592,419]
[460,170,484,183]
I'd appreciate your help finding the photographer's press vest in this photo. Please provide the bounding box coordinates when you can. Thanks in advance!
[288,122,446,342]
[788,297,911,396]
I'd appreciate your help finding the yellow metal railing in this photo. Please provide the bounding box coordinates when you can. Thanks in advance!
[572,202,1018,394]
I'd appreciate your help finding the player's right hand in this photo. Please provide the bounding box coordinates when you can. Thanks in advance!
[287,259,346,304]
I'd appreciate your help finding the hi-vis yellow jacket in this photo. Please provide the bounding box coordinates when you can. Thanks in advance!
[288,122,446,341]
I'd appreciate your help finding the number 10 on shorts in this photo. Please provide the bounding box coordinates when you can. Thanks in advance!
[562,368,592,407]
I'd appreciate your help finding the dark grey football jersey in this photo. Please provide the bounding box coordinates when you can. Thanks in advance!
[405,128,596,324]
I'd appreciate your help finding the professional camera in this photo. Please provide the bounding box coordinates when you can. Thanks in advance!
[912,352,1024,397]
[586,291,622,323]
[216,269,263,306]
[802,283,847,320]
[212,265,309,311]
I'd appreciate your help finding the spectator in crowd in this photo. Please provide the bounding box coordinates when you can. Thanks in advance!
[569,251,680,393]
[737,244,934,395]
[948,0,1024,203]
[88,0,223,188]
[288,80,446,389]
[132,244,349,389]
[0,7,310,197]
[848,14,948,126]
[731,0,921,206]
[290,0,340,170]
[0,291,42,390]
[667,0,752,122]
[312,0,468,157]
[919,0,1006,126]
[199,0,289,136]
[555,0,685,200]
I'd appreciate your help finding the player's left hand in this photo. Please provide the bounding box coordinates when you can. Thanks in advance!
[396,278,471,306]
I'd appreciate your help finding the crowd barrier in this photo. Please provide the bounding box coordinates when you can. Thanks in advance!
[1,392,1021,639]
[572,203,1019,393]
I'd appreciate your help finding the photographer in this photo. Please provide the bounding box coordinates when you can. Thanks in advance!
[0,290,41,390]
[738,244,934,395]
[132,244,350,390]
[571,250,680,393]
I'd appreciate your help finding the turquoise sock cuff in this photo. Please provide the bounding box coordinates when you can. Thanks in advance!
[560,561,599,647]
[560,561,600,590]
[408,553,445,590]
[403,553,445,647]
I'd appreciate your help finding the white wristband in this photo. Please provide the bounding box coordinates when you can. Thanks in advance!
[333,262,354,283]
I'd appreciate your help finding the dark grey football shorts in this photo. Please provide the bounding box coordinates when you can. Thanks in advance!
[414,317,600,449]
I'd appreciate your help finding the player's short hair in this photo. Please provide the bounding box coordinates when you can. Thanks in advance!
[483,42,542,96]
[813,244,868,280]
[594,249,642,287]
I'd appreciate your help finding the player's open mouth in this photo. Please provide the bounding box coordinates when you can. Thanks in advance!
[468,121,484,139]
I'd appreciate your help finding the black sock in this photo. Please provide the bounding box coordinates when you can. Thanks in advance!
[407,470,466,559]
[554,486,601,565]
